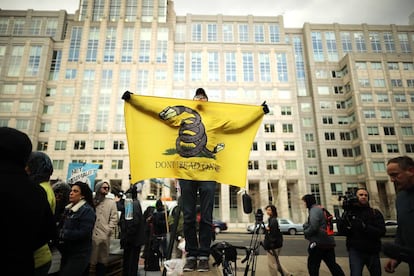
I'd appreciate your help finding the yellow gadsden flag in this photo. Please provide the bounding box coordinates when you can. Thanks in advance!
[124,93,264,188]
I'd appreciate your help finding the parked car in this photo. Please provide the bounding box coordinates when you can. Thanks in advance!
[247,218,303,235]
[385,220,398,237]
[213,219,228,233]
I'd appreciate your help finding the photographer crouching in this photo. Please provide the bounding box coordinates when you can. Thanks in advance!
[337,188,386,276]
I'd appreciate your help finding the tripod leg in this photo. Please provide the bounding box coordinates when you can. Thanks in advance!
[162,201,182,276]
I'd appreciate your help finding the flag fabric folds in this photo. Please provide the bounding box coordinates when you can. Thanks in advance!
[124,94,264,188]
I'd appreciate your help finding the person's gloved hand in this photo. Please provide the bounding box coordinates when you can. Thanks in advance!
[262,101,269,114]
[122,91,132,100]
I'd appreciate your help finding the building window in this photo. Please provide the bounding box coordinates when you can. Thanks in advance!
[386,144,399,153]
[307,149,316,158]
[74,140,86,150]
[305,133,314,142]
[328,165,340,175]
[322,116,333,124]
[324,132,335,140]
[92,160,103,169]
[68,27,82,62]
[52,160,64,170]
[55,140,67,151]
[242,52,254,82]
[222,24,233,42]
[93,140,105,150]
[285,160,297,170]
[383,126,395,135]
[342,148,353,157]
[405,144,414,153]
[265,141,277,151]
[284,141,295,151]
[331,183,343,196]
[259,53,271,82]
[191,23,202,42]
[207,24,217,42]
[264,123,275,133]
[311,183,321,204]
[373,161,386,172]
[401,126,414,136]
[367,126,379,136]
[37,141,48,151]
[370,144,382,153]
[327,148,338,157]
[340,132,351,140]
[248,160,259,170]
[251,141,258,151]
[282,124,293,133]
[308,166,318,175]
[281,106,292,115]
[113,140,125,150]
[311,31,324,61]
[111,160,123,169]
[269,24,280,43]
[266,160,278,170]
[238,24,249,42]
[254,24,264,43]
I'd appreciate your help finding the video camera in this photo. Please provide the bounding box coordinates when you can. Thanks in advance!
[255,209,264,224]
[338,191,358,211]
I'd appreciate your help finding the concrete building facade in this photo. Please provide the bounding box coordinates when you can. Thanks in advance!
[0,0,413,226]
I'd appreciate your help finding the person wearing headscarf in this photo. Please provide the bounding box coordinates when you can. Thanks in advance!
[90,181,119,276]
[26,151,56,276]
[1,127,55,275]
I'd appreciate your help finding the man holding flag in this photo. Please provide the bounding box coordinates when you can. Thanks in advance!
[122,88,269,272]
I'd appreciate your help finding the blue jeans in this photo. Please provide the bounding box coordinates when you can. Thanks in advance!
[179,179,216,258]
[349,248,381,276]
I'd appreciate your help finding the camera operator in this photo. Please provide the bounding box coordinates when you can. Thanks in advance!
[337,188,385,276]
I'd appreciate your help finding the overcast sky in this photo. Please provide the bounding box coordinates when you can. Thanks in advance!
[1,0,413,28]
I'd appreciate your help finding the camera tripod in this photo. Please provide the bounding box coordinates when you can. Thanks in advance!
[242,219,266,276]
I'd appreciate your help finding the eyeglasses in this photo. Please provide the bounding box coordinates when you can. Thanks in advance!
[102,186,109,190]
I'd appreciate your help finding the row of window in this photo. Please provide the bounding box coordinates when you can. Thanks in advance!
[51,159,123,170]
[311,31,412,62]
[37,140,125,151]
[356,61,414,71]
[0,17,58,37]
[358,78,414,89]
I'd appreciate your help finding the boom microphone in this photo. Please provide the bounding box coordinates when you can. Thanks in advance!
[242,192,253,214]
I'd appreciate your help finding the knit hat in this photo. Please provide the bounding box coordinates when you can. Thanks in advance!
[93,180,110,206]
[26,151,53,183]
[194,88,208,100]
[94,180,110,193]
[0,127,32,167]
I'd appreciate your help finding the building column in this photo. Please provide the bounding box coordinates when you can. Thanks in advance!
[220,184,231,222]
[277,178,289,219]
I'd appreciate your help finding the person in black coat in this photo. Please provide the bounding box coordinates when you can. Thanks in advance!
[1,127,56,275]
[119,184,145,276]
[337,188,385,276]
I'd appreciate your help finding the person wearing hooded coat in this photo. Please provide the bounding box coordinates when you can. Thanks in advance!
[119,184,145,276]
[1,127,55,276]
[26,151,56,276]
[90,181,119,276]
[302,194,345,276]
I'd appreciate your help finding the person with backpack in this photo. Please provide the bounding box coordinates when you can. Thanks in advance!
[263,204,292,276]
[302,194,345,276]
[337,188,385,276]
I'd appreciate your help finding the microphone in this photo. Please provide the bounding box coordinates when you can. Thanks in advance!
[242,192,252,214]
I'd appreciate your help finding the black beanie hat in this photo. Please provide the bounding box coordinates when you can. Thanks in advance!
[0,127,32,167]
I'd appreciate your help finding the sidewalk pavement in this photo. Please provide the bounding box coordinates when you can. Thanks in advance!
[136,226,410,275]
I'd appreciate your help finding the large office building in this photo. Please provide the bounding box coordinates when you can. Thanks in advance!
[0,0,413,225]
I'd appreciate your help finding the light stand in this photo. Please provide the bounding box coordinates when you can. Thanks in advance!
[242,209,265,276]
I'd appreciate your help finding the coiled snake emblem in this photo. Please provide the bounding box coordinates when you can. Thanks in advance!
[159,105,224,158]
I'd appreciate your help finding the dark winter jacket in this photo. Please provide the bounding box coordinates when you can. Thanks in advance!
[120,199,145,247]
[395,188,414,251]
[337,205,385,253]
[2,127,56,276]
[59,200,96,254]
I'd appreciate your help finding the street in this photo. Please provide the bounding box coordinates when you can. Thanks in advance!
[214,232,396,257]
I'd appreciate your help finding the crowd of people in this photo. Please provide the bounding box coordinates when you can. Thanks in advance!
[2,106,414,275]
